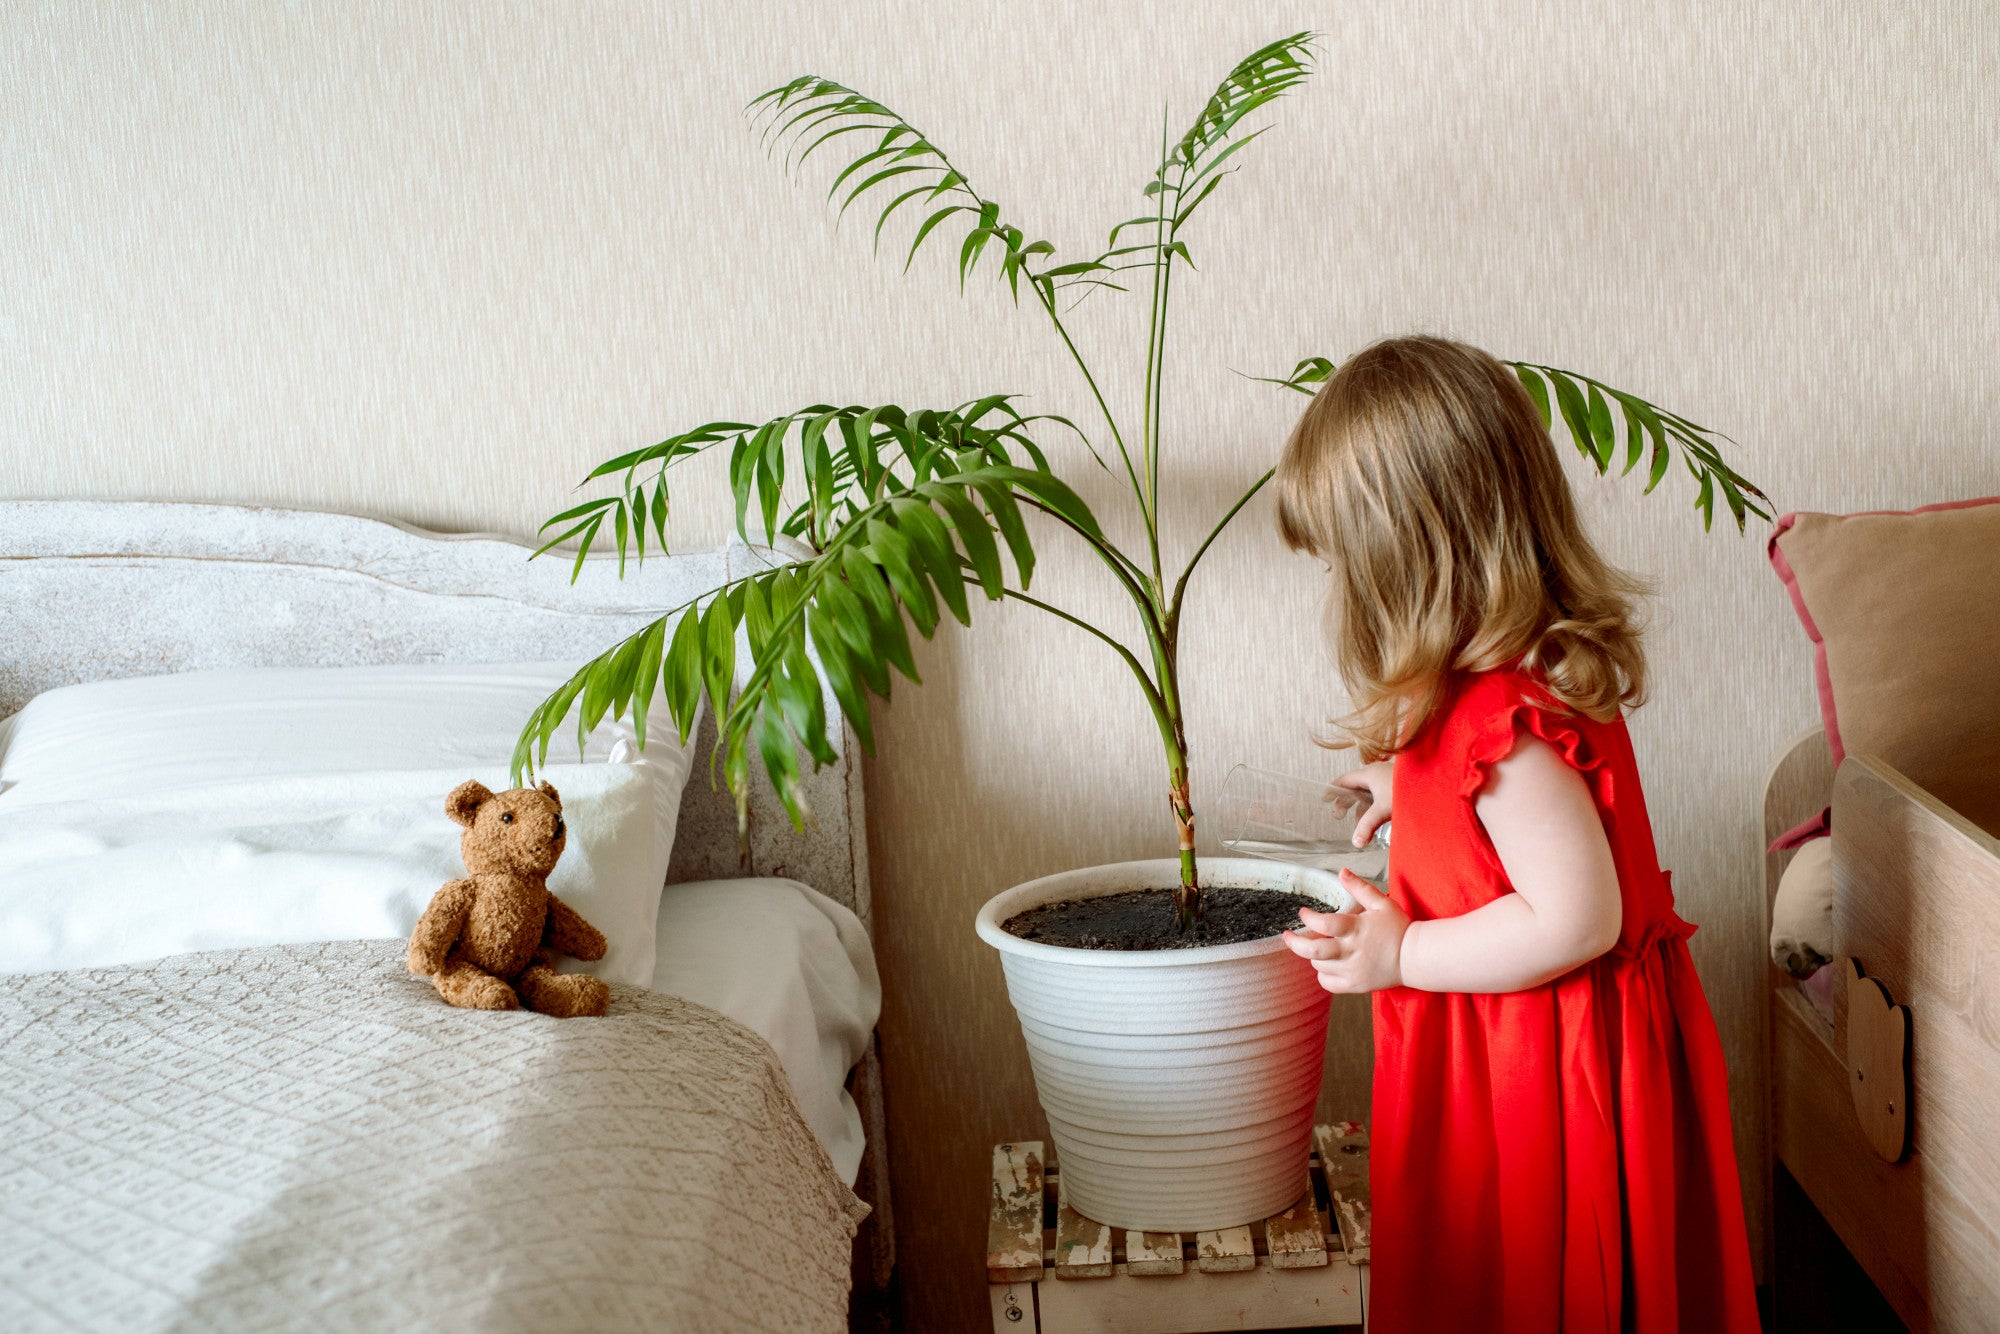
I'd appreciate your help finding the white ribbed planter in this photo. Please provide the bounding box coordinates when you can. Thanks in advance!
[975,858,1348,1233]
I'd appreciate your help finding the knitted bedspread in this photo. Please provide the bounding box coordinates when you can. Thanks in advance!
[0,940,866,1332]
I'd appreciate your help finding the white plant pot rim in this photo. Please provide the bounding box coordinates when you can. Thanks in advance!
[974,856,1348,965]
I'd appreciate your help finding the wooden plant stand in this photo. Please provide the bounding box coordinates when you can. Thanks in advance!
[987,1123,1373,1333]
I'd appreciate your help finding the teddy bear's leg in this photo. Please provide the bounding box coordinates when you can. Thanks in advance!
[517,951,609,1018]
[432,956,520,1011]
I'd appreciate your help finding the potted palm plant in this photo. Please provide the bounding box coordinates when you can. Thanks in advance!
[515,33,1766,1231]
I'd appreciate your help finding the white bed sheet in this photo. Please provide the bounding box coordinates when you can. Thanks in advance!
[649,877,880,1186]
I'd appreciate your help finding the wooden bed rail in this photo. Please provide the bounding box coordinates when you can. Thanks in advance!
[1767,739,2000,1331]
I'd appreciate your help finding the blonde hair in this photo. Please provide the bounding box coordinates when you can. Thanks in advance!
[1274,335,1648,759]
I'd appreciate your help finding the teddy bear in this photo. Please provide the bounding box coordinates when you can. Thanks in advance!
[406,778,611,1018]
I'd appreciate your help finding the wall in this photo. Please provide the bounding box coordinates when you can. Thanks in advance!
[6,3,1998,1327]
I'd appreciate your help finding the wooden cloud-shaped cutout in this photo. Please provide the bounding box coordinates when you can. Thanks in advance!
[1846,957,1912,1163]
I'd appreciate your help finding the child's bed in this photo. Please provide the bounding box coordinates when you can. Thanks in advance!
[0,499,891,1331]
[1763,729,2000,1330]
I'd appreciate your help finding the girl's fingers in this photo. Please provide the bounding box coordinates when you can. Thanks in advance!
[1281,929,1328,959]
[1324,779,1368,814]
[1297,907,1355,935]
[1352,808,1387,846]
[1314,968,1357,995]
[1339,870,1394,911]
[1281,929,1346,962]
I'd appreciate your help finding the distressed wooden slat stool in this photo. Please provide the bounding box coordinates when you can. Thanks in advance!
[987,1123,1373,1333]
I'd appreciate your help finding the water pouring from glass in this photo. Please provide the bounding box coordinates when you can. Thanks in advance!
[1214,764,1391,887]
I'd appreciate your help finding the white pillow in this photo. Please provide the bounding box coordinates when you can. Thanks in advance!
[0,760,674,985]
[650,878,882,1183]
[0,661,683,804]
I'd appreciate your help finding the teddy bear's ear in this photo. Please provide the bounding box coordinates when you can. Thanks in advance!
[537,780,562,809]
[446,780,493,827]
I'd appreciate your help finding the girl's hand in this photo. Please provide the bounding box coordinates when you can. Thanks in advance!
[1281,870,1410,994]
[1332,762,1393,846]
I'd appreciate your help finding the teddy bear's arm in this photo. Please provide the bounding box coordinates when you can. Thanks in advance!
[408,878,477,977]
[543,894,608,962]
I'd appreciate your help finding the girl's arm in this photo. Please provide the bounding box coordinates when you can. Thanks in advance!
[1282,730,1623,994]
[1400,729,1623,990]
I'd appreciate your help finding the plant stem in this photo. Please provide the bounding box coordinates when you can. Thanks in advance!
[1147,249,1173,591]
[1152,147,1198,925]
[1027,257,1203,929]
[1141,106,1172,593]
[1157,613,1198,927]
[1167,751,1200,930]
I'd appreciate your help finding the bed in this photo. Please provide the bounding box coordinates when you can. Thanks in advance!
[0,499,892,1332]
[1763,731,2000,1330]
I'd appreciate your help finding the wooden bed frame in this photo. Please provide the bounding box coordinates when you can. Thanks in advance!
[1763,731,2000,1330]
[0,498,894,1304]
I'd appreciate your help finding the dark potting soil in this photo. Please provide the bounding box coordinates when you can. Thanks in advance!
[1001,886,1324,951]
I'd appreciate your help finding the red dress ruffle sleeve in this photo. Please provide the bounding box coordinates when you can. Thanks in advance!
[1367,670,1758,1333]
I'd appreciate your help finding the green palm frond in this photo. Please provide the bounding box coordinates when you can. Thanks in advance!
[1053,32,1315,305]
[516,403,1112,829]
[531,395,1097,572]
[1508,363,1771,530]
[748,77,1056,297]
[1257,356,1772,532]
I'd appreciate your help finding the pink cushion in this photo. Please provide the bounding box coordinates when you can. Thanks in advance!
[1767,496,2000,847]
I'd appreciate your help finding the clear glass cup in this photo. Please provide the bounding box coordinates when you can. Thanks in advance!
[1214,763,1389,880]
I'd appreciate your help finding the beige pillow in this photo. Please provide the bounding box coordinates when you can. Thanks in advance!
[1770,836,1835,979]
[1769,499,2000,841]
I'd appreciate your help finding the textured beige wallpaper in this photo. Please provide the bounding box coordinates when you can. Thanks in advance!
[7,2,1999,1328]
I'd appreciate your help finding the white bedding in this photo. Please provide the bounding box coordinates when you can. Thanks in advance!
[0,761,679,987]
[0,663,698,985]
[0,775,880,1183]
[650,878,881,1185]
[0,940,865,1332]
[0,670,879,1182]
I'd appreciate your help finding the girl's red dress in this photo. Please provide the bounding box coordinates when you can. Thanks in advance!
[1370,669,1759,1332]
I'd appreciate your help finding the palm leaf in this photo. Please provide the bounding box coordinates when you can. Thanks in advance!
[1053,32,1315,305]
[748,76,1052,294]
[1510,362,1772,531]
[1255,356,1771,532]
[536,397,1092,567]
[520,406,1114,829]
[516,451,1104,829]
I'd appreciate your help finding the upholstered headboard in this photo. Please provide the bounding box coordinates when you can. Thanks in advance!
[0,499,869,922]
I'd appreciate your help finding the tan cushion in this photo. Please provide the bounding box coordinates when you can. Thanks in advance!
[1769,499,2000,838]
[1770,836,1835,978]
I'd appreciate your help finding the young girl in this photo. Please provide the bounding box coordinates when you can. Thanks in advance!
[1274,336,1758,1332]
